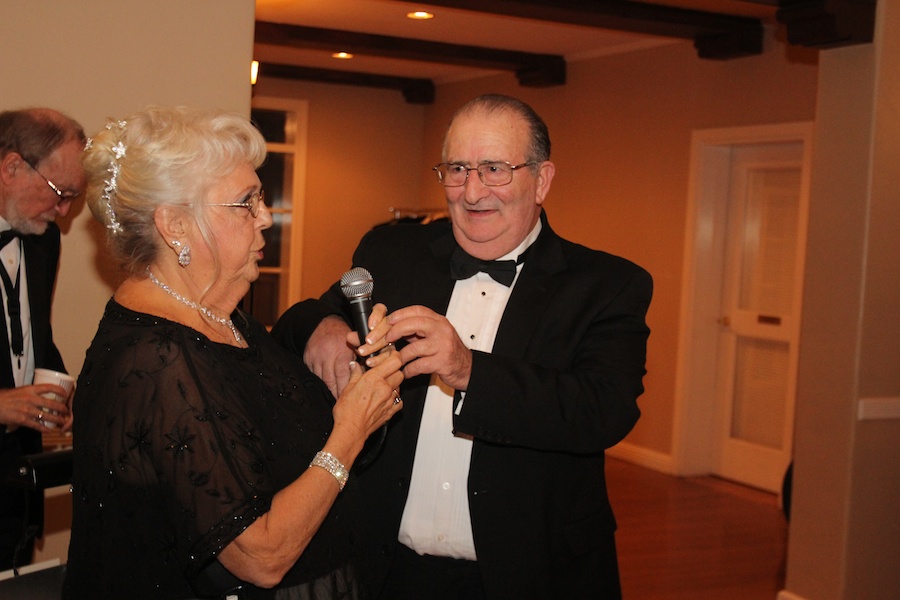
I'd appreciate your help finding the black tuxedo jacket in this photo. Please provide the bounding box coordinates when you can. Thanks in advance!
[273,212,652,599]
[0,223,66,567]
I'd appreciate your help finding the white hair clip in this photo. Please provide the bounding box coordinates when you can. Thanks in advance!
[101,120,127,234]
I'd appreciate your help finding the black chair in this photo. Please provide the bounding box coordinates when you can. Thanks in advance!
[6,449,73,491]
[1,449,73,598]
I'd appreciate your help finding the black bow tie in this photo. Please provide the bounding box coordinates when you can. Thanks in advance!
[449,246,528,287]
[0,229,20,249]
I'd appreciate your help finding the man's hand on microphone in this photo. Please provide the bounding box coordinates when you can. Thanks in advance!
[305,305,396,398]
[305,316,356,398]
[354,303,393,357]
[369,305,472,391]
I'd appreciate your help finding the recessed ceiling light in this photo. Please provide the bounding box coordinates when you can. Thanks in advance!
[332,52,353,59]
[407,11,434,20]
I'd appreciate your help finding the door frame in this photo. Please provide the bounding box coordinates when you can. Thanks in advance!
[672,122,814,478]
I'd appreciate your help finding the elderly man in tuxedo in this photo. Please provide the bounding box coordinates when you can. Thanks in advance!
[0,108,84,571]
[274,94,652,600]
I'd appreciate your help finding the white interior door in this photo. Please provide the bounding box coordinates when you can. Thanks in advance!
[714,143,807,491]
[672,122,812,494]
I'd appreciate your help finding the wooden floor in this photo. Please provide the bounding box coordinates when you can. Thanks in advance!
[607,458,788,600]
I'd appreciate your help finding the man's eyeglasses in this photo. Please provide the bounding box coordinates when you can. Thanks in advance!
[24,159,80,203]
[205,190,265,218]
[433,161,537,187]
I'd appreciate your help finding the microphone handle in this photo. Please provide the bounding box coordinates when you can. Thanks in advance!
[349,296,373,346]
[346,294,388,470]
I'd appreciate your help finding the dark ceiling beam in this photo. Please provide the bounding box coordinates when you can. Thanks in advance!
[254,1,875,103]
[410,0,764,59]
[254,21,566,88]
[256,62,435,104]
[776,0,876,48]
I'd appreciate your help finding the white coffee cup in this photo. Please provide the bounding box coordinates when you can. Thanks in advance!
[33,368,75,429]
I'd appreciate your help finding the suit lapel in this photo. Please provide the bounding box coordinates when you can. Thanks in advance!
[467,215,568,465]
[492,215,567,360]
[23,235,52,369]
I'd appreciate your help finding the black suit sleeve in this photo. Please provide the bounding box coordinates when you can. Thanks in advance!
[271,297,346,358]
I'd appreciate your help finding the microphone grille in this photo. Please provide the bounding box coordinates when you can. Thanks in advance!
[340,267,374,300]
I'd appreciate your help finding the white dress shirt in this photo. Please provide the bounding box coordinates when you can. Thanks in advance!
[398,220,542,560]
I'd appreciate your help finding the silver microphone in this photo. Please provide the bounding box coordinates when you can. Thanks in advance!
[340,267,374,345]
[340,266,391,466]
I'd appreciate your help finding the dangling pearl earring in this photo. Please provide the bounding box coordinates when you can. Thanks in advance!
[172,240,191,267]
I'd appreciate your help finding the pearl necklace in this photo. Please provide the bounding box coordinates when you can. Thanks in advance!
[146,269,243,344]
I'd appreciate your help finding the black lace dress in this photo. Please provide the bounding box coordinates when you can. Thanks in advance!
[63,300,364,599]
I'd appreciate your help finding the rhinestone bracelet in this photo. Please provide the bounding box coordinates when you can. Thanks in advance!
[309,451,348,491]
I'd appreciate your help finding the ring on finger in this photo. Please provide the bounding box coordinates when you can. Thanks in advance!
[37,411,44,421]
[392,390,402,405]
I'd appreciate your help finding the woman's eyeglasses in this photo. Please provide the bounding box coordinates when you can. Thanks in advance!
[205,190,265,218]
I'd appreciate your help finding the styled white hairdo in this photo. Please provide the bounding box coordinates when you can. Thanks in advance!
[83,106,267,275]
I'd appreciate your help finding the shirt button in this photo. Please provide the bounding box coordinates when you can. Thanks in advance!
[442,482,451,490]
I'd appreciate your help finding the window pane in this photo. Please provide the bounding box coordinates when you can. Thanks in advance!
[731,337,788,449]
[252,108,292,144]
[257,152,293,269]
[738,167,801,316]
[258,152,292,211]
[261,214,284,269]
[247,104,300,329]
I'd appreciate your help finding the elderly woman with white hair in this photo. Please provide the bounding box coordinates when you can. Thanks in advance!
[63,106,403,599]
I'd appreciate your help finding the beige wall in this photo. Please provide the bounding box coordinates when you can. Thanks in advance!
[1,0,254,566]
[785,1,900,598]
[1,0,255,376]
